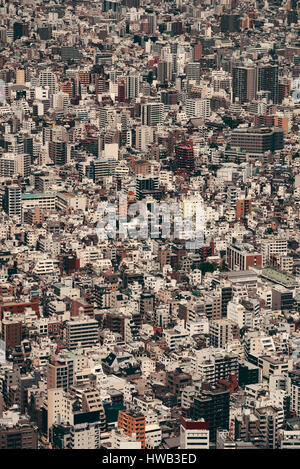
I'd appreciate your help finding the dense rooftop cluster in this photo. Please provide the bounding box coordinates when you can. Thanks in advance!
[1,0,300,450]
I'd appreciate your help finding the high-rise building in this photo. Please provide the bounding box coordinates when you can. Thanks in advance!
[3,185,21,219]
[193,41,202,61]
[16,68,29,85]
[0,154,17,177]
[226,244,262,270]
[192,349,239,385]
[13,22,29,41]
[219,283,233,318]
[220,14,241,33]
[0,421,38,449]
[126,74,140,100]
[187,62,201,83]
[117,411,146,449]
[230,127,284,153]
[161,89,178,106]
[254,115,289,135]
[157,61,172,83]
[261,239,288,267]
[91,159,117,181]
[278,77,290,104]
[147,14,157,34]
[117,79,126,102]
[272,287,294,311]
[136,175,158,200]
[288,371,300,418]
[2,319,22,349]
[103,0,121,12]
[37,26,52,40]
[39,70,58,95]
[238,361,260,387]
[16,153,31,177]
[175,141,195,173]
[209,318,239,348]
[233,408,263,447]
[105,311,125,339]
[140,292,155,317]
[82,135,100,157]
[135,126,154,151]
[172,21,183,36]
[167,369,192,400]
[141,102,164,126]
[257,64,279,104]
[190,384,230,442]
[232,66,257,104]
[236,198,252,219]
[65,316,99,350]
[49,141,67,165]
[255,406,283,449]
[186,98,211,119]
[47,355,74,390]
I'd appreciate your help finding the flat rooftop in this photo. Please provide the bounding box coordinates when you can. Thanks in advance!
[261,268,298,287]
[22,192,56,199]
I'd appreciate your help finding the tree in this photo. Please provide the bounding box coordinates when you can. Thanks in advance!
[199,262,217,275]
[208,164,220,173]
[147,71,153,84]
[222,116,241,129]
[219,259,228,272]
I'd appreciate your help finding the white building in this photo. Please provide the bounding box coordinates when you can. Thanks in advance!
[227,296,252,328]
[280,430,300,449]
[65,316,99,350]
[179,417,209,449]
[145,424,162,448]
[164,327,190,350]
[186,98,211,120]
